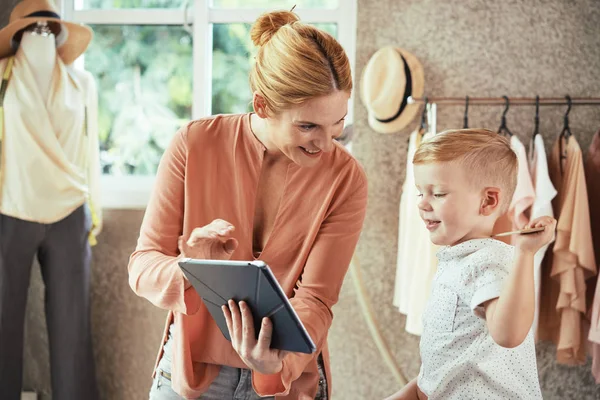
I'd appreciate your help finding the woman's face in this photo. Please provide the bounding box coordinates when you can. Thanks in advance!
[259,90,350,167]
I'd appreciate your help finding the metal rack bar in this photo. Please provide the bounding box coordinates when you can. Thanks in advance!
[408,96,600,106]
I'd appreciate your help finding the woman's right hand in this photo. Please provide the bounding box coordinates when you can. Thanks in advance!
[178,219,239,261]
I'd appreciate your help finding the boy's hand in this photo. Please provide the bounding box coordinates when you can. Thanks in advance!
[515,216,556,254]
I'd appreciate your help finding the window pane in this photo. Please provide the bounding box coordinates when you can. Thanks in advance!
[211,0,338,8]
[85,25,192,176]
[78,0,183,9]
[211,23,337,115]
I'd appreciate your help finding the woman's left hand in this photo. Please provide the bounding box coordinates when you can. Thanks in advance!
[223,300,287,375]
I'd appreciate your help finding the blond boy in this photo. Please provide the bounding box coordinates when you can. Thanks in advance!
[385,129,555,400]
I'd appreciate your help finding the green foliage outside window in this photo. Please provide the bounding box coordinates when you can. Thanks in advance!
[84,0,337,175]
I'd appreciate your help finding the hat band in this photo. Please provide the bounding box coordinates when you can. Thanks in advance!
[24,11,61,20]
[375,54,413,124]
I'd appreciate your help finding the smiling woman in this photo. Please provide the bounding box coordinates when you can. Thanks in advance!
[127,7,367,400]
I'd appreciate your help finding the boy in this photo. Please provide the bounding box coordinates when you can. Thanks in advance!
[385,129,556,399]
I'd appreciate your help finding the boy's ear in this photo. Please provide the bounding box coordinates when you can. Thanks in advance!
[481,187,501,216]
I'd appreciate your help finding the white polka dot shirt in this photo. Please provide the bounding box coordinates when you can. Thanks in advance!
[417,238,542,399]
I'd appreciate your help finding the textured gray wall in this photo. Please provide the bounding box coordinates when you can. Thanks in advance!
[7,0,600,399]
[333,0,600,399]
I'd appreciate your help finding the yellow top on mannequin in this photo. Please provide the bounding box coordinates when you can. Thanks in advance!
[0,31,102,236]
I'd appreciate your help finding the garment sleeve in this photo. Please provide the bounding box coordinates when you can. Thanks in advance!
[127,124,201,315]
[252,172,368,397]
[469,247,514,317]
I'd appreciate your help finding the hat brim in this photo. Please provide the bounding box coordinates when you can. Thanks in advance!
[361,47,425,134]
[367,102,423,134]
[0,17,92,65]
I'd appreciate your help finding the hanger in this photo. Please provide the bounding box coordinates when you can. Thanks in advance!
[497,96,513,137]
[532,95,540,137]
[420,96,429,132]
[559,95,572,141]
[413,96,428,147]
[528,95,541,163]
[558,95,572,175]
[463,96,469,129]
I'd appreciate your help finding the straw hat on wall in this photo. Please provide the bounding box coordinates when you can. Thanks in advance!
[0,0,92,65]
[360,46,425,134]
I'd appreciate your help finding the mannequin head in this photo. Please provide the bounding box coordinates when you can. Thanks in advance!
[16,21,59,100]
[11,20,63,51]
[28,20,53,36]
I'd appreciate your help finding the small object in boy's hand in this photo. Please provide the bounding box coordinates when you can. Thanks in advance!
[492,226,545,238]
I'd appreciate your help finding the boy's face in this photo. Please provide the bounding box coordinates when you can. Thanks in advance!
[414,161,486,246]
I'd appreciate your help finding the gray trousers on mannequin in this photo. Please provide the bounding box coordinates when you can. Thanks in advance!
[0,204,99,400]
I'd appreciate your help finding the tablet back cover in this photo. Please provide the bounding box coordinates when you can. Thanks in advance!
[179,259,315,354]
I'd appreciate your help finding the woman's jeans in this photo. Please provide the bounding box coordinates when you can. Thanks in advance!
[149,324,328,400]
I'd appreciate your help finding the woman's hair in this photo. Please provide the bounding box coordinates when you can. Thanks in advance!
[249,10,352,115]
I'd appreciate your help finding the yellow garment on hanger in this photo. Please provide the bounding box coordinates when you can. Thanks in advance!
[0,57,14,190]
[81,107,100,246]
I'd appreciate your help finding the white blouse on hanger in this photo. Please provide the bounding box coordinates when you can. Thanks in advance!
[528,134,557,335]
[394,128,438,336]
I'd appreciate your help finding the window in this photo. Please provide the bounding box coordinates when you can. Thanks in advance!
[78,0,182,9]
[211,0,338,8]
[61,0,357,208]
[87,25,192,176]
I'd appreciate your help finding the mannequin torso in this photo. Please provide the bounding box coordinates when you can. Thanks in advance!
[0,19,103,232]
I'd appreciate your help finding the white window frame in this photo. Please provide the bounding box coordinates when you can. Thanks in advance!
[61,0,357,209]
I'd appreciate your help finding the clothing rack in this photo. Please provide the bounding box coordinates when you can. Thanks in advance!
[411,96,599,141]
[408,96,600,106]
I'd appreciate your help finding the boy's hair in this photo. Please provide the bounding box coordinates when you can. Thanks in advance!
[413,129,518,214]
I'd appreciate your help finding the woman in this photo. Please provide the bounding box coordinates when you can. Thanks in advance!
[129,9,367,400]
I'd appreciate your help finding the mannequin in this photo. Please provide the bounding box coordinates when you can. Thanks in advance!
[20,21,55,101]
[0,1,101,399]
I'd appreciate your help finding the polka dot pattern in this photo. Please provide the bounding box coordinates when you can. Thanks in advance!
[417,239,543,399]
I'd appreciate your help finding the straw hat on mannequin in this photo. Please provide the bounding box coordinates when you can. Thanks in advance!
[0,0,92,65]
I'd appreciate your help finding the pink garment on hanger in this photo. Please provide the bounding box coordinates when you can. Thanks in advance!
[538,135,596,365]
[492,136,535,244]
[585,129,600,381]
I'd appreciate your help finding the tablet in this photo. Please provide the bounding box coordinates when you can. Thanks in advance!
[178,258,316,354]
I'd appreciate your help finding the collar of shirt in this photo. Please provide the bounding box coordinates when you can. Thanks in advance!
[436,238,501,263]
